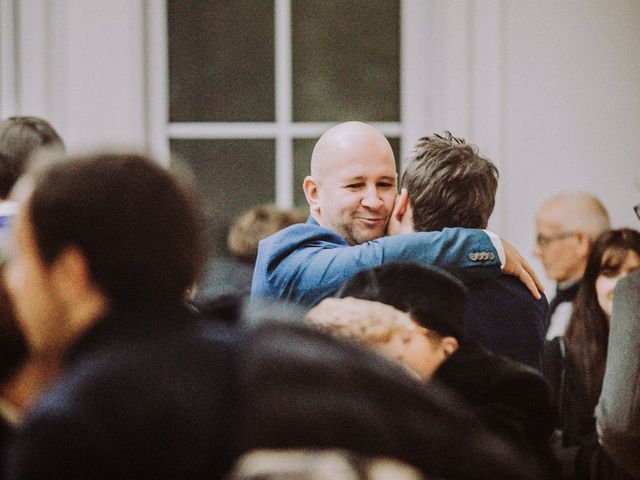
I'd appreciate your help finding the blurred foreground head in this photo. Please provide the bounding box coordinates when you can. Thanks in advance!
[3,152,204,357]
[0,116,65,200]
[227,204,306,263]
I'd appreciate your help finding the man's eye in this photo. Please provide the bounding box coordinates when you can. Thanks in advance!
[345,184,364,190]
[378,183,394,189]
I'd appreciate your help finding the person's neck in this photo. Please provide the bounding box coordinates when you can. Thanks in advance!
[0,356,60,415]
[557,277,582,290]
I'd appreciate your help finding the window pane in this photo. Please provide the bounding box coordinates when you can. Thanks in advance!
[293,137,401,209]
[171,139,275,257]
[292,0,400,122]
[168,0,275,122]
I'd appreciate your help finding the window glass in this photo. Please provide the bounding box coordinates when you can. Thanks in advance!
[171,139,276,257]
[168,0,275,122]
[292,0,400,122]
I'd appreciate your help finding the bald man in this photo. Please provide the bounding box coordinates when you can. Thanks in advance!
[534,193,610,339]
[252,122,541,306]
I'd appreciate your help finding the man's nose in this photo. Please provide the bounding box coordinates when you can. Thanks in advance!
[361,186,384,210]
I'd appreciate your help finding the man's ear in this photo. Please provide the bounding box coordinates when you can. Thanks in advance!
[387,189,414,236]
[441,336,459,357]
[50,246,94,304]
[303,176,321,215]
[576,232,591,258]
[391,188,410,222]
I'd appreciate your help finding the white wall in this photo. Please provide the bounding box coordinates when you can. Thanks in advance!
[3,0,147,153]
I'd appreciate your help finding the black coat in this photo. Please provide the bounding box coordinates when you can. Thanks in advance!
[433,340,559,477]
[5,302,546,479]
[544,338,634,480]
[465,276,548,370]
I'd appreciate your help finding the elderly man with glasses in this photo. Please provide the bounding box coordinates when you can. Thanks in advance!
[533,193,610,339]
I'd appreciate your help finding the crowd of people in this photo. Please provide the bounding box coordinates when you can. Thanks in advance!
[0,116,638,479]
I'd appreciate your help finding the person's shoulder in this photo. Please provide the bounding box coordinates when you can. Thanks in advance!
[468,275,548,312]
[259,219,347,253]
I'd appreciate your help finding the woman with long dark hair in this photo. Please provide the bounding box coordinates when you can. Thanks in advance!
[544,228,640,479]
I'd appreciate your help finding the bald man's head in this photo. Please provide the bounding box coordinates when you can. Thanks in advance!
[303,122,397,245]
[534,192,611,283]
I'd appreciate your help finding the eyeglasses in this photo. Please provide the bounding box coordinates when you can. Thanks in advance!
[535,232,578,248]
[635,204,640,221]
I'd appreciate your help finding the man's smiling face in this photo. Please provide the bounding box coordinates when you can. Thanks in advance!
[315,153,397,245]
[304,122,398,245]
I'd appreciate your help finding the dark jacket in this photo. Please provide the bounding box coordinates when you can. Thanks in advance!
[465,276,548,370]
[544,338,634,480]
[433,340,558,477]
[5,304,240,480]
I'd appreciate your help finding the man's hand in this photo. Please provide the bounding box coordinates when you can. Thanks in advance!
[502,239,544,299]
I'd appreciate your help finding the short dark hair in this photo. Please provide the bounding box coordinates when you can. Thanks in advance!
[27,152,204,307]
[401,132,498,231]
[0,116,64,199]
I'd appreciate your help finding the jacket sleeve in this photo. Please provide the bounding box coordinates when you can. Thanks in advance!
[596,270,640,478]
[253,224,501,306]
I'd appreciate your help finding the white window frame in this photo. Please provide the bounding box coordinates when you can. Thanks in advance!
[146,0,430,208]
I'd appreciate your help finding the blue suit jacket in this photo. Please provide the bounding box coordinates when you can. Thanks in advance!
[251,217,501,306]
[464,276,548,370]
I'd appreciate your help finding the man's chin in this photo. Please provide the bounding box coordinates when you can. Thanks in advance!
[351,227,386,245]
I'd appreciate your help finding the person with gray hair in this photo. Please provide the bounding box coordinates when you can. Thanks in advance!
[534,193,610,339]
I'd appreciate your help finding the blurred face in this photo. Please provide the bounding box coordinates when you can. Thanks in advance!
[377,327,452,381]
[595,249,640,318]
[310,146,397,245]
[3,204,67,358]
[533,208,586,283]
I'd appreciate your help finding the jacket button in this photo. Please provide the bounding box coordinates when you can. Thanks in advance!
[488,252,495,260]
[469,253,478,261]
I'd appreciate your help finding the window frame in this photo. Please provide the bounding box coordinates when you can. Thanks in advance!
[147,0,429,208]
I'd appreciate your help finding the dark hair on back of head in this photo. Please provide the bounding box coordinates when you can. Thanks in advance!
[401,131,498,231]
[27,152,204,308]
[0,116,64,199]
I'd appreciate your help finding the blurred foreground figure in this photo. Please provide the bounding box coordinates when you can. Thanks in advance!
[1,152,543,480]
[597,269,640,479]
[0,116,65,470]
[227,449,424,480]
[0,116,64,201]
[1,152,235,479]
